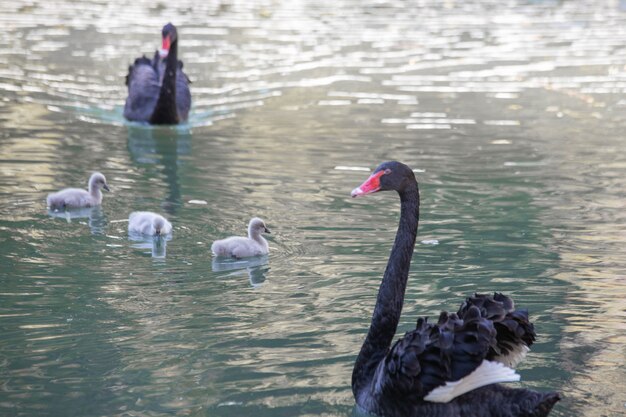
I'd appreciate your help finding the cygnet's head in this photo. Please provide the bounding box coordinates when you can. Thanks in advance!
[153,216,166,236]
[89,172,110,192]
[248,217,270,237]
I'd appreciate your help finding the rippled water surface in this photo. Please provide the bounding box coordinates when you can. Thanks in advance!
[1,1,626,416]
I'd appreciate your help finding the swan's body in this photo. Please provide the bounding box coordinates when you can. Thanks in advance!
[124,23,191,124]
[350,161,559,417]
[46,172,110,210]
[211,217,270,258]
[128,211,172,236]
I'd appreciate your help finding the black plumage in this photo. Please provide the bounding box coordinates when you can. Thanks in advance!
[123,23,191,124]
[458,293,536,365]
[350,161,560,417]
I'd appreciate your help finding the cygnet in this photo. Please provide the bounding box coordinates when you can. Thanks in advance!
[128,211,172,236]
[211,217,270,258]
[47,172,110,210]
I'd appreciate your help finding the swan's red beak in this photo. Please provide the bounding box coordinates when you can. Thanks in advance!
[351,170,385,198]
[159,35,171,58]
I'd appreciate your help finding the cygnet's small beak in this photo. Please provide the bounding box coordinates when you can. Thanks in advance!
[155,229,161,236]
[264,227,271,234]
[103,184,110,192]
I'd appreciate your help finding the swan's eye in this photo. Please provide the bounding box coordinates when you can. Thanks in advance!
[383,169,392,175]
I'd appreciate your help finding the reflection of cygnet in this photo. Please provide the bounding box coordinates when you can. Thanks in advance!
[211,256,269,288]
[211,217,270,258]
[47,206,107,235]
[128,211,172,236]
[47,172,110,209]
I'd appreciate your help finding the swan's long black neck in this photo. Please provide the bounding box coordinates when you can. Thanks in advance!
[150,40,179,124]
[352,182,420,396]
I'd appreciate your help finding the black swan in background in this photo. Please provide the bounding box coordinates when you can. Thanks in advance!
[350,161,560,417]
[124,23,191,124]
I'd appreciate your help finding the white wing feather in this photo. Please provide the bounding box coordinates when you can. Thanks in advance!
[424,360,520,403]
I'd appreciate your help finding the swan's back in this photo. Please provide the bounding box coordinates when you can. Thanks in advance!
[211,236,268,258]
[47,188,93,209]
[365,384,559,417]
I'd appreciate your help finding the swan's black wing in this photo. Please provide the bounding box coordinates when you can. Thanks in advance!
[371,306,506,406]
[123,55,160,122]
[174,60,191,121]
[457,293,535,367]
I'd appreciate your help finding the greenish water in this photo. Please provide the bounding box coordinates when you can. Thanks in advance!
[1,1,626,416]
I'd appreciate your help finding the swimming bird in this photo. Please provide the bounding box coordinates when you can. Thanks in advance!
[350,161,560,417]
[211,217,270,258]
[124,23,191,124]
[128,211,172,236]
[46,172,110,210]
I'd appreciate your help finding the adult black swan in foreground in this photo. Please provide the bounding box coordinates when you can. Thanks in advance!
[124,23,191,124]
[350,161,559,417]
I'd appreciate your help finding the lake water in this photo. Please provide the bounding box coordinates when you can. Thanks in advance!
[1,1,625,416]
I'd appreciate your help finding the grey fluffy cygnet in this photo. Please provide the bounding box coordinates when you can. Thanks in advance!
[211,217,270,258]
[128,211,172,236]
[46,172,110,210]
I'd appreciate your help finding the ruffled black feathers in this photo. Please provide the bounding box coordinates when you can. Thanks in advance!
[350,161,559,417]
[376,294,525,403]
[458,293,536,366]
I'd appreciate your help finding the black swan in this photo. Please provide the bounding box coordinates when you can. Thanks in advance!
[350,161,560,417]
[124,23,191,124]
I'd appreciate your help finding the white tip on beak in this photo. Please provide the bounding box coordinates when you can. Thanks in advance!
[351,187,364,198]
[159,48,169,58]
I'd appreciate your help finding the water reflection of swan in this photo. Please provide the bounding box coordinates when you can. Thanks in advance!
[47,206,107,235]
[211,256,269,288]
[129,234,171,258]
[127,125,191,215]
